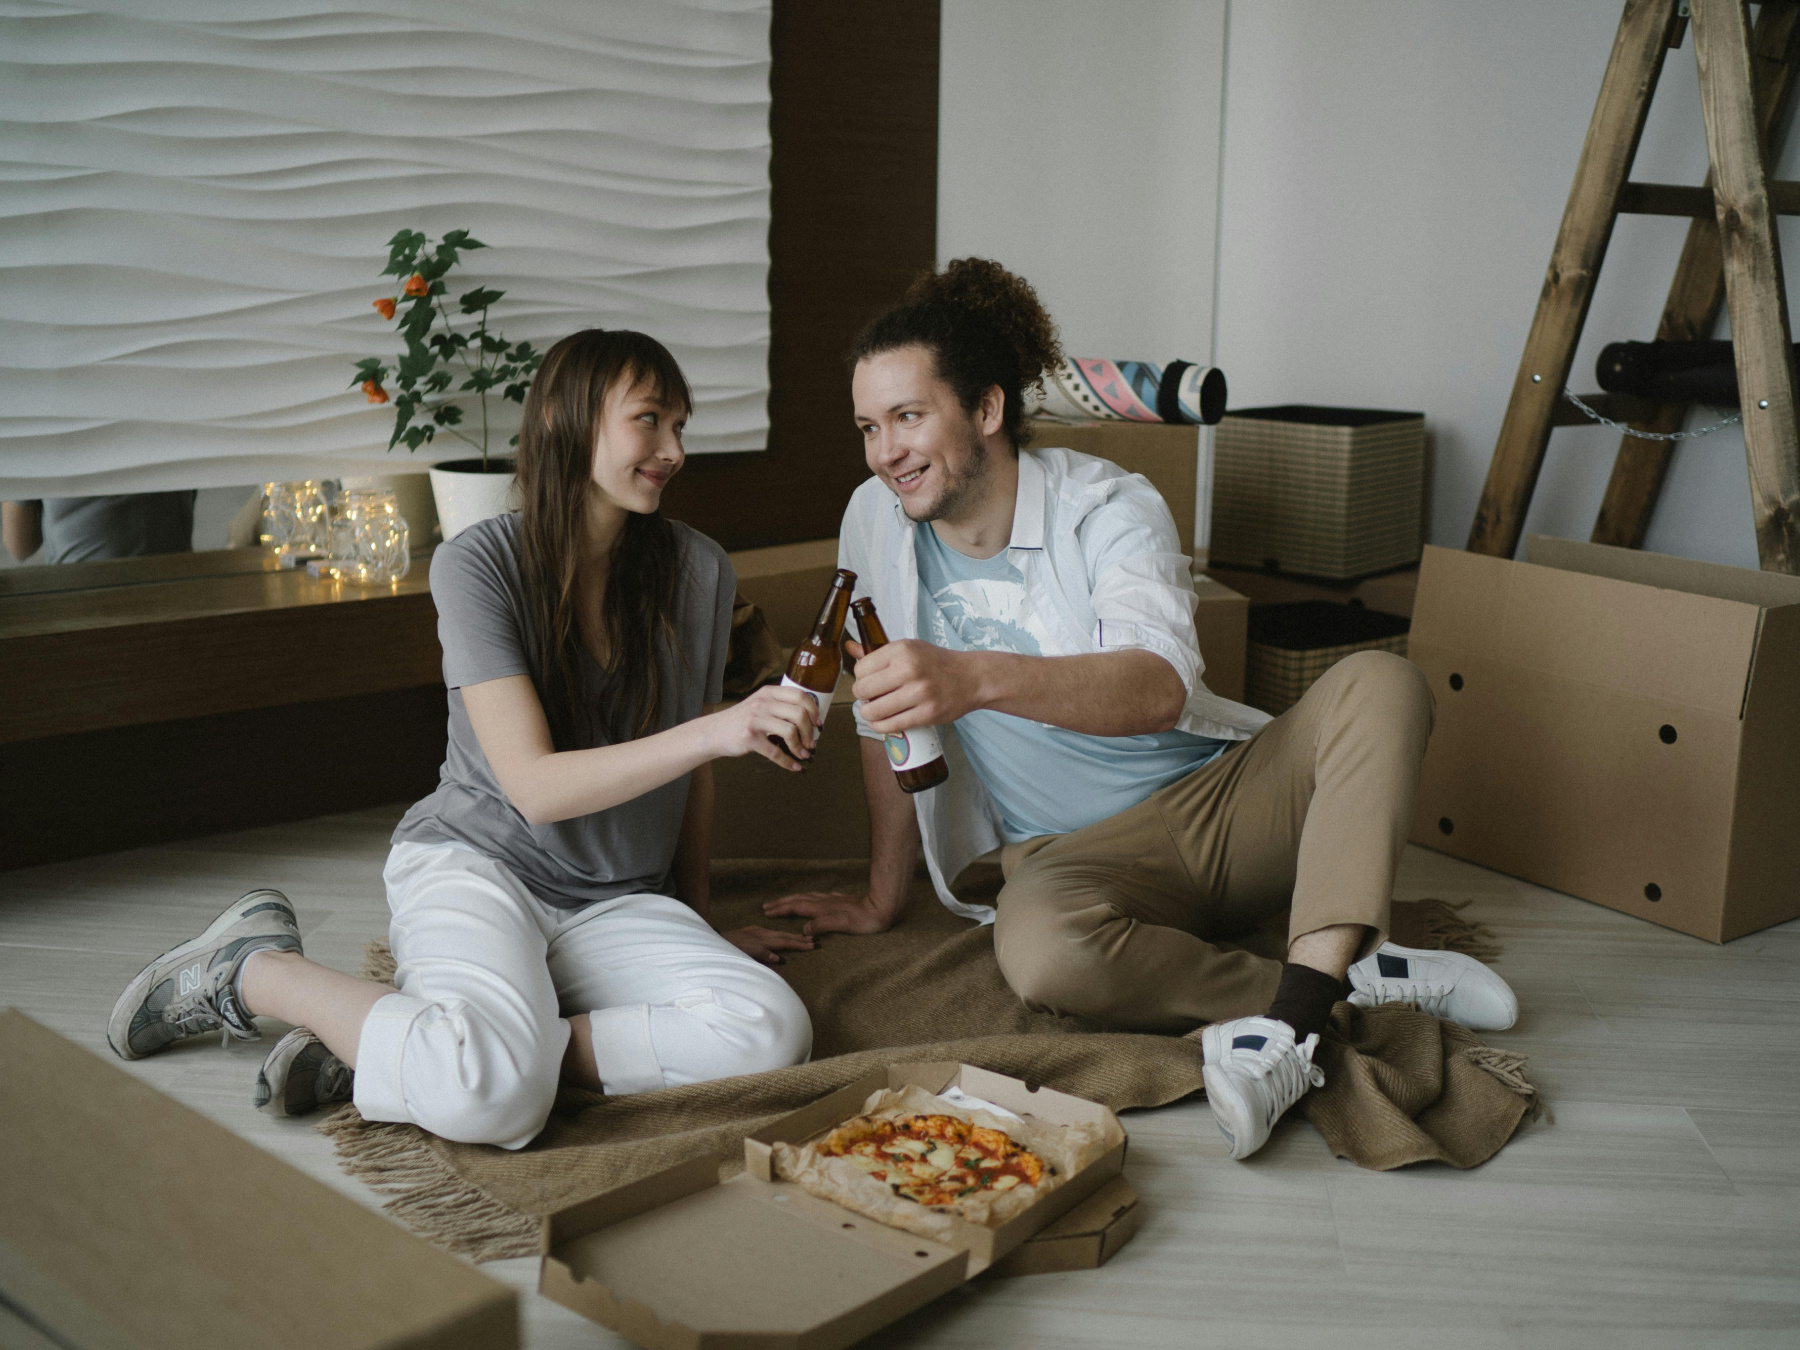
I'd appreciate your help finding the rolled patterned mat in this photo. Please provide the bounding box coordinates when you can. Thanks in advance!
[1037,357,1228,425]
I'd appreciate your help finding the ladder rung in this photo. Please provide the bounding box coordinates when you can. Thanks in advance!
[1549,392,1669,428]
[1619,179,1800,215]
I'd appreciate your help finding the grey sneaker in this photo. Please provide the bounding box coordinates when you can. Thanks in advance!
[253,1028,353,1117]
[106,890,302,1060]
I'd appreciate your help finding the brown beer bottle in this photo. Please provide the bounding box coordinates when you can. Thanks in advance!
[850,597,949,794]
[773,569,856,751]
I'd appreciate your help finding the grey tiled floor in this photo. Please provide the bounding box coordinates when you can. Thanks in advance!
[3,805,1796,1349]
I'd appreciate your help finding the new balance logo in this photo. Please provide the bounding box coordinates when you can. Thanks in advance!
[178,963,205,996]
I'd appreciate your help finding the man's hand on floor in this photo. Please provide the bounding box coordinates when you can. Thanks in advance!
[761,890,900,936]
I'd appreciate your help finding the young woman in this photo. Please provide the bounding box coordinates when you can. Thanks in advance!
[107,329,820,1148]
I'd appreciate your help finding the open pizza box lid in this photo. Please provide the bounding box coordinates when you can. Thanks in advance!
[538,1062,1128,1350]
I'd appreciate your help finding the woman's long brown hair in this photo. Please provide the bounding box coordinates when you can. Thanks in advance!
[515,328,692,750]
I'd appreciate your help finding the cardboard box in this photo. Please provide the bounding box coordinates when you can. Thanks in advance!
[1408,538,1800,942]
[1211,405,1424,580]
[730,537,842,646]
[1028,418,1200,556]
[1192,570,1249,704]
[710,672,870,860]
[540,1063,1127,1350]
[985,1174,1140,1278]
[0,1009,517,1350]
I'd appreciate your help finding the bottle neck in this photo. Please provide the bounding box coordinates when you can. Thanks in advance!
[853,609,889,649]
[807,583,852,647]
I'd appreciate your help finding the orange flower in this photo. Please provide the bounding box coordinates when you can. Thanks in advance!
[362,380,389,404]
[372,297,396,320]
[402,273,429,298]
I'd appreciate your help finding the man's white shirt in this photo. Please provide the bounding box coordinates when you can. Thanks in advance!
[837,445,1271,922]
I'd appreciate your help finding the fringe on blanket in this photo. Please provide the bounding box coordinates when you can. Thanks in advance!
[361,939,396,984]
[1462,1044,1548,1123]
[318,1104,541,1262]
[1404,898,1505,962]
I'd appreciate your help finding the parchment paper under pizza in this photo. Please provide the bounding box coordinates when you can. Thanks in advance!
[769,1084,1120,1246]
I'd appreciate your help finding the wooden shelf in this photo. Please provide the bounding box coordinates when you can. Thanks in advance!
[0,550,440,745]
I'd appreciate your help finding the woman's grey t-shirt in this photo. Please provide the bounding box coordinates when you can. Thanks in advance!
[392,513,735,910]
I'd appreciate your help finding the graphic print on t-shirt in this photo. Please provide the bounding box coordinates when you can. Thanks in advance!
[922,567,1054,658]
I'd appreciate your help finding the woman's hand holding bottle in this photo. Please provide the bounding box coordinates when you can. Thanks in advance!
[703,685,819,770]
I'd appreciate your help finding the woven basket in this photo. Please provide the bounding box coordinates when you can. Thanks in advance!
[1245,600,1411,715]
[1212,405,1424,580]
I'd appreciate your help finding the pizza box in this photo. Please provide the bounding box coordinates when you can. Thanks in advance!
[986,1173,1141,1277]
[0,1009,517,1350]
[538,1062,1128,1350]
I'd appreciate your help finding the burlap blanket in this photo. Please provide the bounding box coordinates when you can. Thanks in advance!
[320,862,1540,1261]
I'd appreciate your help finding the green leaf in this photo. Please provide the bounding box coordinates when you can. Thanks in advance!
[402,426,434,451]
[508,431,521,447]
[478,332,508,354]
[459,287,504,313]
[425,370,453,393]
[432,404,464,426]
[503,382,530,403]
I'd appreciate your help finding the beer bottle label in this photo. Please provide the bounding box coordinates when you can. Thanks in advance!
[883,723,943,772]
[779,674,832,737]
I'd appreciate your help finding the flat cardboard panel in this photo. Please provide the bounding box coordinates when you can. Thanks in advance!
[1724,603,1800,939]
[1409,546,1514,657]
[1527,534,1800,609]
[0,1010,517,1350]
[1502,562,1760,717]
[1410,645,1742,939]
[542,1171,966,1350]
[1414,545,1762,716]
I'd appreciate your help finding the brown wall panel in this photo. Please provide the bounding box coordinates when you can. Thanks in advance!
[661,0,940,552]
[0,687,448,870]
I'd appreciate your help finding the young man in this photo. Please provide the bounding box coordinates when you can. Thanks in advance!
[766,259,1518,1160]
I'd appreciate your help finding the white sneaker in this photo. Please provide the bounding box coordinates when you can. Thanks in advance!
[1200,1015,1326,1161]
[1347,942,1519,1031]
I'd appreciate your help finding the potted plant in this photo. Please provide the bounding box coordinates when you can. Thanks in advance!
[351,229,543,540]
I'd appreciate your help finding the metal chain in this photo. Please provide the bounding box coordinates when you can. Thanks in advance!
[1562,388,1742,441]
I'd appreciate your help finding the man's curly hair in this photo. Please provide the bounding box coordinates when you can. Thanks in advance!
[848,257,1064,451]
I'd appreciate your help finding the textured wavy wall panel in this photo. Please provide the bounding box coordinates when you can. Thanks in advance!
[0,0,771,495]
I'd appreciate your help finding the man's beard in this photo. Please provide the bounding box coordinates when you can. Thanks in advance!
[902,426,990,524]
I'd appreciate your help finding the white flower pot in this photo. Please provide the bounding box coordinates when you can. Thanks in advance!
[428,458,518,541]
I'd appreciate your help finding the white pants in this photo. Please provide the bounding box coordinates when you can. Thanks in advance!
[354,841,813,1149]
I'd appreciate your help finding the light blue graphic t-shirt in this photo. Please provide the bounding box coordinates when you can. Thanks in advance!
[914,523,1226,843]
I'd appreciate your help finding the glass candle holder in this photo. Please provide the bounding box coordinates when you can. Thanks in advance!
[309,486,409,583]
[260,480,332,565]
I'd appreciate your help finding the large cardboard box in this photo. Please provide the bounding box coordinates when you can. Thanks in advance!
[539,1063,1127,1350]
[0,1009,517,1350]
[1027,417,1200,556]
[1408,538,1800,942]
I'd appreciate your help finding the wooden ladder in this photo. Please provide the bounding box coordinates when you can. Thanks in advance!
[1467,0,1800,574]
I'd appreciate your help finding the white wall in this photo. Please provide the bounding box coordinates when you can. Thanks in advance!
[1,0,772,500]
[937,0,1228,364]
[1216,1,1800,569]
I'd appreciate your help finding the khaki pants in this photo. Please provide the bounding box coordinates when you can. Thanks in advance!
[990,650,1434,1033]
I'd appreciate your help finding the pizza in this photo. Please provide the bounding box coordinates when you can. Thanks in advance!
[769,1083,1119,1245]
[816,1112,1047,1209]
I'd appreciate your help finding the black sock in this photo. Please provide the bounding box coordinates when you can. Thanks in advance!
[1265,963,1351,1043]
